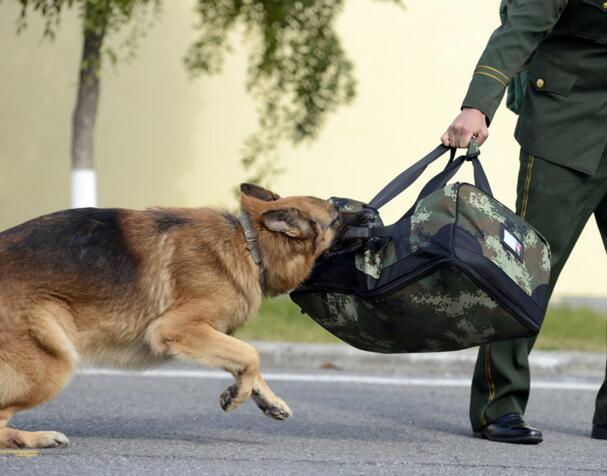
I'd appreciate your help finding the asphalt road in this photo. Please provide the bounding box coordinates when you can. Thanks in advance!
[1,364,606,475]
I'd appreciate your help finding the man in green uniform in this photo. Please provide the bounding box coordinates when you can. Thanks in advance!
[442,0,607,444]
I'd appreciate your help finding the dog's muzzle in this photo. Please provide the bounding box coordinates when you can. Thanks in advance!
[330,197,378,227]
[327,197,381,243]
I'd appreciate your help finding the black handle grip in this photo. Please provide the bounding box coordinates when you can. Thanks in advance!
[368,144,454,209]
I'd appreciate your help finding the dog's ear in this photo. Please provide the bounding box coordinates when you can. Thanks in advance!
[240,183,280,202]
[261,208,314,239]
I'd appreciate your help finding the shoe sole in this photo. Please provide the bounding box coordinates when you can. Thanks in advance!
[474,431,543,445]
[591,427,607,440]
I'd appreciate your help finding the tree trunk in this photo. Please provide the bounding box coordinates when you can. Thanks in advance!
[71,14,106,208]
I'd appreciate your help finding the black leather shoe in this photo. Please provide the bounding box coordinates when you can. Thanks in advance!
[591,425,607,439]
[474,413,543,444]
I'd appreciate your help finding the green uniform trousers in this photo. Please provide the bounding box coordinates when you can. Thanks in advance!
[470,148,607,431]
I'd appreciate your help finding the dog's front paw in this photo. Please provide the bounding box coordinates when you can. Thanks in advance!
[251,390,293,420]
[220,384,251,412]
[220,385,239,412]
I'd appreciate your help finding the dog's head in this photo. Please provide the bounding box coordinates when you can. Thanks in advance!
[240,183,344,295]
[240,183,341,259]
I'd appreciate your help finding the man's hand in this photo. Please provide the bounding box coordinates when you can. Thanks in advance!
[441,108,489,149]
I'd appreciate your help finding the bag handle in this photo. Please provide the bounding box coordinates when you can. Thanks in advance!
[415,155,466,201]
[463,137,493,196]
[415,141,493,200]
[471,157,493,196]
[415,159,493,200]
[368,144,454,209]
[370,139,493,209]
[342,152,493,241]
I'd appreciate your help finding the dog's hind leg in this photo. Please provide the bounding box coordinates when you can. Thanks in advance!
[148,314,291,418]
[0,408,70,449]
[0,307,76,448]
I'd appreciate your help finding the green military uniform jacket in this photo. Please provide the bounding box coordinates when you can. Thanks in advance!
[462,0,607,175]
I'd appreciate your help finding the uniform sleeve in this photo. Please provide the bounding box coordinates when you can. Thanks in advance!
[462,0,570,124]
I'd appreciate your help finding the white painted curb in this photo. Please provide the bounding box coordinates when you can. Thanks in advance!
[79,368,601,392]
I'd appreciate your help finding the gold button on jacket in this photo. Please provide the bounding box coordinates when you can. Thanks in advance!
[535,78,545,89]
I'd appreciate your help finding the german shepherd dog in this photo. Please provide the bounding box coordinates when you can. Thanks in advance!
[0,184,343,449]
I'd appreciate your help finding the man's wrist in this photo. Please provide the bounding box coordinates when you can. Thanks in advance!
[461,105,491,127]
[462,107,486,118]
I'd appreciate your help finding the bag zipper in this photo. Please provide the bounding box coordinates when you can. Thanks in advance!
[297,256,540,334]
[298,257,449,300]
[453,259,540,333]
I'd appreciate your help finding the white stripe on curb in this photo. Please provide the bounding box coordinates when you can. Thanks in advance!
[79,368,601,392]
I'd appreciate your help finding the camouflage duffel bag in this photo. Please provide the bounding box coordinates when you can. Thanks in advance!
[290,144,551,353]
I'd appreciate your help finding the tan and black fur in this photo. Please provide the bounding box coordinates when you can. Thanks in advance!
[0,184,342,449]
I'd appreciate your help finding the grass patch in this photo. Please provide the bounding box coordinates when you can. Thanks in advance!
[537,305,606,352]
[234,297,341,344]
[236,298,607,352]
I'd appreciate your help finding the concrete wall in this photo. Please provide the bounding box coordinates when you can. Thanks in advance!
[1,0,605,297]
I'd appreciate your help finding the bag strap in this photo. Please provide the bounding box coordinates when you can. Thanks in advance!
[415,155,466,201]
[340,223,395,240]
[368,144,454,209]
[353,143,493,241]
[464,137,492,196]
[415,153,493,201]
[471,157,493,196]
[396,140,494,222]
[343,155,493,241]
